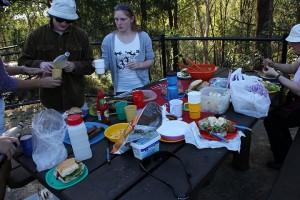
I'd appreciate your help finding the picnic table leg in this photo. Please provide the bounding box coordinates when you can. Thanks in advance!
[232,129,251,170]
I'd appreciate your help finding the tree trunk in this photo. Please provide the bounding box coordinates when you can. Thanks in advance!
[256,0,273,60]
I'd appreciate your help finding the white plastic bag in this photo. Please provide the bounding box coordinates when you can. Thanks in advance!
[32,108,67,172]
[230,68,270,118]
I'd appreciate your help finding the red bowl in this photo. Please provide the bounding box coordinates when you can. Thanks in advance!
[188,64,217,81]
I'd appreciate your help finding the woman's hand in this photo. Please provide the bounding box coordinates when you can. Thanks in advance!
[128,61,141,70]
[262,65,279,77]
[0,136,20,160]
[263,58,275,68]
[22,66,43,75]
[39,77,62,88]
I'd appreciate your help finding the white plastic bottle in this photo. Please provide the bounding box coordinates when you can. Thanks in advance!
[3,122,24,137]
[66,114,92,161]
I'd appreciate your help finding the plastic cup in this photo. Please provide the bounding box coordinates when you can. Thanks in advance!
[20,134,33,157]
[94,59,105,74]
[132,90,144,109]
[183,103,201,119]
[52,68,62,78]
[169,99,183,118]
[187,91,201,104]
[115,101,127,120]
[125,105,137,123]
[189,111,201,119]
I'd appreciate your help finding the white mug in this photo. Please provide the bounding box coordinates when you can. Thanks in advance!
[93,59,105,74]
[169,99,183,118]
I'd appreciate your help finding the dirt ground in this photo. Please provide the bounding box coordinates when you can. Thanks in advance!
[4,115,295,200]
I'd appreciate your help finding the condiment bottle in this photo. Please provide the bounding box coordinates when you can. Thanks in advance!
[3,121,24,137]
[96,89,110,124]
[66,114,92,161]
[167,71,178,102]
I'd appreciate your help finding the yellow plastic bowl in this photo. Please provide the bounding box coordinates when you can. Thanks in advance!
[104,123,129,142]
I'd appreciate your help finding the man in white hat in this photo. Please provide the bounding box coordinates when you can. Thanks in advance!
[262,24,300,170]
[18,0,94,112]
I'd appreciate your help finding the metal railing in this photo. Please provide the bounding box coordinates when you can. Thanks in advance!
[1,34,288,109]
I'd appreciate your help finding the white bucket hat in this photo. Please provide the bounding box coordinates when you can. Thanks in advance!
[47,0,78,20]
[286,24,300,43]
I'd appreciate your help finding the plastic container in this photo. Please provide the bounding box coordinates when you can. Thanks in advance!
[67,114,92,161]
[130,132,161,160]
[167,71,178,101]
[201,86,231,114]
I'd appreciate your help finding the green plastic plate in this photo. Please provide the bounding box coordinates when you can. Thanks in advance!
[45,163,88,190]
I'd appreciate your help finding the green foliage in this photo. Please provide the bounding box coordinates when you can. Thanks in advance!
[1,0,298,93]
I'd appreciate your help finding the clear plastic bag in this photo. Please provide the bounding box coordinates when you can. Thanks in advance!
[112,102,163,154]
[31,108,67,172]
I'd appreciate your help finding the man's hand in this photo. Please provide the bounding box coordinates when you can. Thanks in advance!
[0,136,20,160]
[40,62,55,73]
[63,61,75,72]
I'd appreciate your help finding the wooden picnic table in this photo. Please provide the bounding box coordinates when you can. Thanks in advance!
[16,68,268,200]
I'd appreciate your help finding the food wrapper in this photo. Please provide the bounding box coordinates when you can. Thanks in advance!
[111,102,163,154]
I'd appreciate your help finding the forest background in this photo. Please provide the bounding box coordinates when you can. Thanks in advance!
[1,0,300,95]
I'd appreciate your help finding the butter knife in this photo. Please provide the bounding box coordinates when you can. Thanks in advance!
[210,132,229,143]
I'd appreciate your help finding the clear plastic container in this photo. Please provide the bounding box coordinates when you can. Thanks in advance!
[67,114,92,161]
[130,132,161,160]
[201,86,231,114]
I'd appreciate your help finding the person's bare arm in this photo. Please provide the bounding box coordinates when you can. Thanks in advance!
[17,77,62,89]
[6,65,44,76]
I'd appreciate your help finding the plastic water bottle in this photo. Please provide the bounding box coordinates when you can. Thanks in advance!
[2,121,24,137]
[53,52,70,69]
[167,71,178,102]
[66,114,92,161]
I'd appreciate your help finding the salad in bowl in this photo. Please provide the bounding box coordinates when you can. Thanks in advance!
[198,116,236,136]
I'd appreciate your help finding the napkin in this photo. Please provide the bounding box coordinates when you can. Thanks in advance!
[185,122,245,152]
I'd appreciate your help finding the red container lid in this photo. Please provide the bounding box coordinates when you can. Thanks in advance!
[66,114,83,126]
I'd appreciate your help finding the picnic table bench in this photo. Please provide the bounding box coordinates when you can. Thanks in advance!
[268,127,300,200]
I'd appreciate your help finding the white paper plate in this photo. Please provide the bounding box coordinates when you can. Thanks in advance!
[157,121,188,140]
[142,90,157,102]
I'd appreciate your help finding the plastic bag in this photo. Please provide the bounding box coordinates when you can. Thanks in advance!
[32,108,67,172]
[111,102,163,154]
[230,68,271,118]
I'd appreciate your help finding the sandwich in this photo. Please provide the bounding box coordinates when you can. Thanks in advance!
[68,107,83,116]
[54,158,85,183]
[188,79,209,91]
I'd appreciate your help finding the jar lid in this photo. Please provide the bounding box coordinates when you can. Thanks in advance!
[66,114,83,126]
[167,71,177,77]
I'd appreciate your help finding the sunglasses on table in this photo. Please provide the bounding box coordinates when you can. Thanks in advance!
[54,17,74,24]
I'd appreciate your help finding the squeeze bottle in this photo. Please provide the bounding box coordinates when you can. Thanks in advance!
[66,114,92,161]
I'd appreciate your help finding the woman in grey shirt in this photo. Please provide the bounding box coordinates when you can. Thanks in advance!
[101,2,155,95]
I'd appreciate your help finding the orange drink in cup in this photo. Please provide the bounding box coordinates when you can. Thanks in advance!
[52,68,62,78]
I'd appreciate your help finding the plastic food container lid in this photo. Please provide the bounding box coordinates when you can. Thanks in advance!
[130,132,161,149]
[66,114,83,126]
